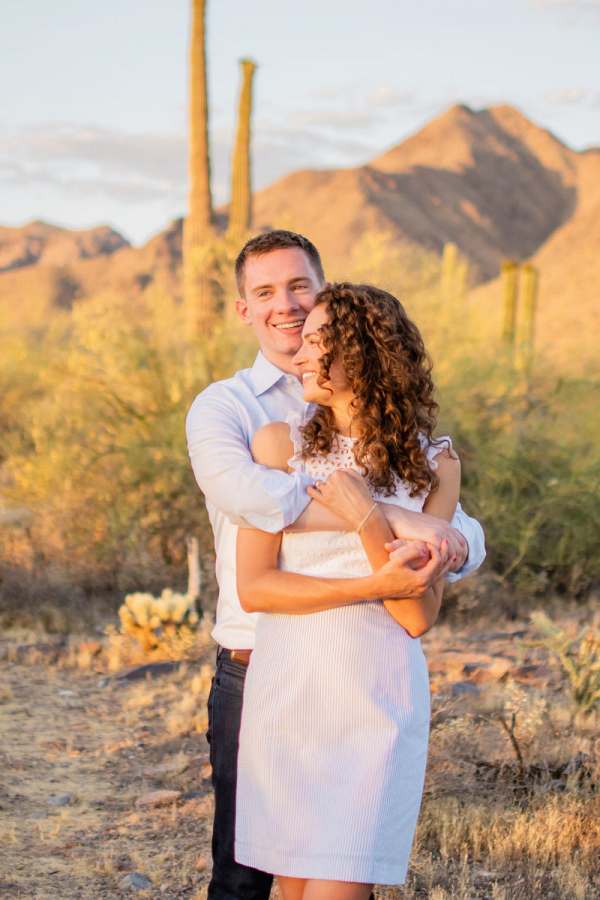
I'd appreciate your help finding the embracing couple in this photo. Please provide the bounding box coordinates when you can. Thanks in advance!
[186,230,485,900]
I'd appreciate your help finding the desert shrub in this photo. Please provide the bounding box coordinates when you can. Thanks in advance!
[0,287,256,600]
[49,266,83,310]
[1,244,599,614]
[439,362,600,598]
[530,611,600,716]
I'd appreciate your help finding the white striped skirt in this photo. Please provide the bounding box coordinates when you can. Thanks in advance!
[235,599,430,884]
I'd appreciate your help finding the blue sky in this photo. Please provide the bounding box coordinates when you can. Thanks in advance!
[1,0,599,244]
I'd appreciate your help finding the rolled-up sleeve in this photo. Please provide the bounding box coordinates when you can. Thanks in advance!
[446,502,486,583]
[186,388,312,534]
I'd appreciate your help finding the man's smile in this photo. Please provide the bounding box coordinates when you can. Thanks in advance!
[272,319,305,331]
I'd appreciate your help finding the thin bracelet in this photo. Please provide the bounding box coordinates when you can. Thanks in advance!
[356,503,377,533]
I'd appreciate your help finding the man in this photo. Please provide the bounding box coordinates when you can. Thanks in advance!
[186,230,485,900]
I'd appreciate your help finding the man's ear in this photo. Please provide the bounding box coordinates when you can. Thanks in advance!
[235,297,252,325]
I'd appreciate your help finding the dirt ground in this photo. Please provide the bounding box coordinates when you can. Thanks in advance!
[1,613,599,900]
[0,633,216,900]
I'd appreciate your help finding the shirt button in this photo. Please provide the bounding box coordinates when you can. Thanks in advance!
[286,375,295,384]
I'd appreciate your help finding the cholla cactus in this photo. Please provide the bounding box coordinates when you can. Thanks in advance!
[118,537,202,653]
[119,588,201,652]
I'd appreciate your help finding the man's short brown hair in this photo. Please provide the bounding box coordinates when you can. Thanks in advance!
[235,230,325,296]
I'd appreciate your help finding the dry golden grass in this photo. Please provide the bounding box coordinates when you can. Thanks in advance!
[1,611,599,900]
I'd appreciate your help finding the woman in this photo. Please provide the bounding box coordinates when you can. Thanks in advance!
[234,283,461,900]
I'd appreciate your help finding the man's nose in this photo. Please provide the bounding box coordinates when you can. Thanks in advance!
[274,289,299,312]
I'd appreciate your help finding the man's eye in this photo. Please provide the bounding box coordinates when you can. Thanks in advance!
[292,283,308,291]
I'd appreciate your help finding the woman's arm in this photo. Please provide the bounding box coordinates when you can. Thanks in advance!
[300,453,460,636]
[236,527,448,614]
[335,449,459,637]
[381,449,461,636]
[251,428,457,633]
[236,424,450,614]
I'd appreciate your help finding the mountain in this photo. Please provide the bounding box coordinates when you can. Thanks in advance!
[1,104,598,337]
[469,142,600,372]
[0,218,183,322]
[251,104,584,282]
[0,221,129,273]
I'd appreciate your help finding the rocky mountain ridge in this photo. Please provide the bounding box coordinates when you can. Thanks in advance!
[1,104,598,337]
[0,221,129,273]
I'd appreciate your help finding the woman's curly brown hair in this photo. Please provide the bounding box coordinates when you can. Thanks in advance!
[300,282,444,497]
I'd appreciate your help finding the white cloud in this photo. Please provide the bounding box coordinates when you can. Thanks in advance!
[249,120,374,194]
[287,108,378,129]
[0,124,190,208]
[544,88,588,103]
[3,124,187,182]
[0,114,379,223]
[311,83,361,102]
[366,86,412,107]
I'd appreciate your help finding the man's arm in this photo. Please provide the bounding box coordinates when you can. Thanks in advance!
[186,387,313,533]
[445,502,485,580]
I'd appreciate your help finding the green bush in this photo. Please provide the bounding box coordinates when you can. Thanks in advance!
[440,363,600,597]
[0,288,256,599]
[1,248,599,614]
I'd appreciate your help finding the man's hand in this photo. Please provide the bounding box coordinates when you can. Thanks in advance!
[307,468,374,531]
[381,504,467,571]
[374,541,453,600]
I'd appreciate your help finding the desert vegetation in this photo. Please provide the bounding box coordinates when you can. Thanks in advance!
[1,238,599,622]
[2,236,599,897]
[1,1,599,896]
[1,609,599,899]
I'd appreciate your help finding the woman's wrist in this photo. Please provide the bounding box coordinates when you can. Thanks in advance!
[356,503,377,533]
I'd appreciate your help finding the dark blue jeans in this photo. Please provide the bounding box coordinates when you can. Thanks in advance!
[206,648,273,900]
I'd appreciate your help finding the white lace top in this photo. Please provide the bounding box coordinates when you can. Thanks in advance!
[278,412,451,579]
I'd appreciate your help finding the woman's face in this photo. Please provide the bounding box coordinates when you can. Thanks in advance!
[292,304,353,406]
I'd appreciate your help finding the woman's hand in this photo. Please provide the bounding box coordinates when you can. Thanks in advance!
[306,468,374,530]
[385,534,467,572]
[381,506,467,567]
[375,542,450,601]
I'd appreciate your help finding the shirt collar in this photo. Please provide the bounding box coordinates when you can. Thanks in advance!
[249,351,300,396]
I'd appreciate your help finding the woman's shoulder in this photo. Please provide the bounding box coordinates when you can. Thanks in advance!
[251,422,295,471]
[420,434,459,468]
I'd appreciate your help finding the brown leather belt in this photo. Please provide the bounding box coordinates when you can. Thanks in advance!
[230,648,252,666]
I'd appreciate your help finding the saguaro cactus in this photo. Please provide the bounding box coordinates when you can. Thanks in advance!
[517,264,539,372]
[518,265,538,351]
[441,242,458,299]
[184,0,215,338]
[455,261,468,302]
[227,59,257,243]
[501,261,519,345]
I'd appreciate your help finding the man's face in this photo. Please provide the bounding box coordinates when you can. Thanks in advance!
[235,248,324,374]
